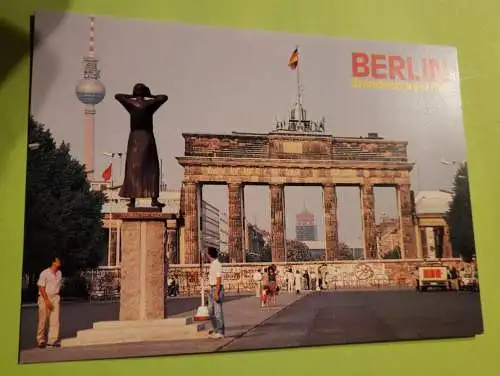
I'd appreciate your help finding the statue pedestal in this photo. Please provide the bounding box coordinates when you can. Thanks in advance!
[119,212,167,320]
[61,212,207,347]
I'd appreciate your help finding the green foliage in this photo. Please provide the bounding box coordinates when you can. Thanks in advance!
[261,244,272,262]
[286,240,312,261]
[446,163,475,261]
[337,242,355,260]
[382,245,401,259]
[23,117,106,279]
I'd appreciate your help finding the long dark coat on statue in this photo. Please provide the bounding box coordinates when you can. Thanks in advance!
[115,93,168,199]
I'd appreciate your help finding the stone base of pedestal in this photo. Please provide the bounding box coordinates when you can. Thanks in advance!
[61,317,207,347]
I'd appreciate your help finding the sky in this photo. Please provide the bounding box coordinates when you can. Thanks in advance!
[31,12,467,247]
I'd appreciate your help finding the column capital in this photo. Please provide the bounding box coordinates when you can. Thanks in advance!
[183,180,199,187]
[396,182,411,189]
[323,183,336,188]
[269,183,284,189]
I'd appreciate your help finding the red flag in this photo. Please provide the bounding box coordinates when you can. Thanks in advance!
[102,163,112,182]
[288,48,299,70]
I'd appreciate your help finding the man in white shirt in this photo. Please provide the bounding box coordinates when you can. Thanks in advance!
[36,256,62,348]
[207,247,225,339]
[252,269,263,297]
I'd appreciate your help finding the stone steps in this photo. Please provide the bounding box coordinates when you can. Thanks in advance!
[92,317,197,328]
[61,318,208,347]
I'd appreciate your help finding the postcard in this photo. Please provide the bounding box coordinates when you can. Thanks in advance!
[19,11,483,364]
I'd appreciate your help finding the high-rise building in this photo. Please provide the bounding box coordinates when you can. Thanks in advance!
[75,15,106,184]
[201,201,221,251]
[295,207,317,241]
[218,210,229,255]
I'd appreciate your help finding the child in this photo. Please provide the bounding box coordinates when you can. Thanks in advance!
[261,285,269,307]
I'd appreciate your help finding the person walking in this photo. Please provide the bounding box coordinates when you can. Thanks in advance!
[294,270,302,295]
[36,256,62,348]
[267,264,278,305]
[310,270,317,291]
[253,269,263,297]
[303,270,310,290]
[207,247,225,339]
[286,268,294,293]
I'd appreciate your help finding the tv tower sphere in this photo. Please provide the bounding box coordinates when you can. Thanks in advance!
[75,76,106,105]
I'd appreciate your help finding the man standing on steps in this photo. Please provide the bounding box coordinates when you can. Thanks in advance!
[207,247,225,339]
[36,256,62,348]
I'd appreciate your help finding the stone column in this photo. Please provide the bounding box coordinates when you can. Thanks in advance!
[396,183,417,259]
[228,183,244,263]
[270,184,286,262]
[442,224,453,258]
[414,221,423,259]
[120,213,167,321]
[166,219,178,264]
[323,184,339,260]
[183,182,199,264]
[360,183,377,259]
[116,222,122,266]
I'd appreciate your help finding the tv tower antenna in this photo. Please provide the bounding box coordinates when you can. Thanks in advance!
[75,15,106,183]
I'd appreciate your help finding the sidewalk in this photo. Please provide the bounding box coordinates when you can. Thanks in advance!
[19,291,308,364]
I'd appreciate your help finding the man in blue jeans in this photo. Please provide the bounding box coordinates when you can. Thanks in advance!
[207,246,225,339]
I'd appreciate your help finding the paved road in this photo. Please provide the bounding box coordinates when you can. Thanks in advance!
[18,290,483,363]
[220,290,484,351]
[19,295,249,350]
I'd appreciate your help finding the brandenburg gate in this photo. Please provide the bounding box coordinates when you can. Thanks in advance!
[176,104,417,264]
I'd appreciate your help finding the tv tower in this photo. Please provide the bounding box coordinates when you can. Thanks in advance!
[75,15,106,182]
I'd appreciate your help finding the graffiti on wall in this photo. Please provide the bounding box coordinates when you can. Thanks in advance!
[84,259,472,298]
[326,263,389,287]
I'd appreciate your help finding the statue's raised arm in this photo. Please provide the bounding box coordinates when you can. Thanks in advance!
[146,94,168,114]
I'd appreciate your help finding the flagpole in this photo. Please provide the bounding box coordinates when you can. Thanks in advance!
[295,45,302,123]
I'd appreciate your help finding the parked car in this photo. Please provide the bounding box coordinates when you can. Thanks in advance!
[459,271,479,292]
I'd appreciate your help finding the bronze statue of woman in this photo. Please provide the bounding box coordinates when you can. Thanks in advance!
[115,83,168,209]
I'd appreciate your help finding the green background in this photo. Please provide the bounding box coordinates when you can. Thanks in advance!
[1,0,498,375]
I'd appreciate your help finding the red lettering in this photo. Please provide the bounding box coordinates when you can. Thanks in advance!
[407,57,415,80]
[371,54,386,79]
[352,52,370,77]
[428,58,450,82]
[352,52,450,83]
[388,55,405,80]
[421,58,428,81]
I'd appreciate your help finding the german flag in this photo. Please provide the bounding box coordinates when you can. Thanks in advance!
[288,48,299,70]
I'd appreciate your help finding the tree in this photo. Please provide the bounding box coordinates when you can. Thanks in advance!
[446,162,475,261]
[337,241,355,260]
[261,244,272,262]
[286,240,312,262]
[382,245,401,259]
[23,117,106,280]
